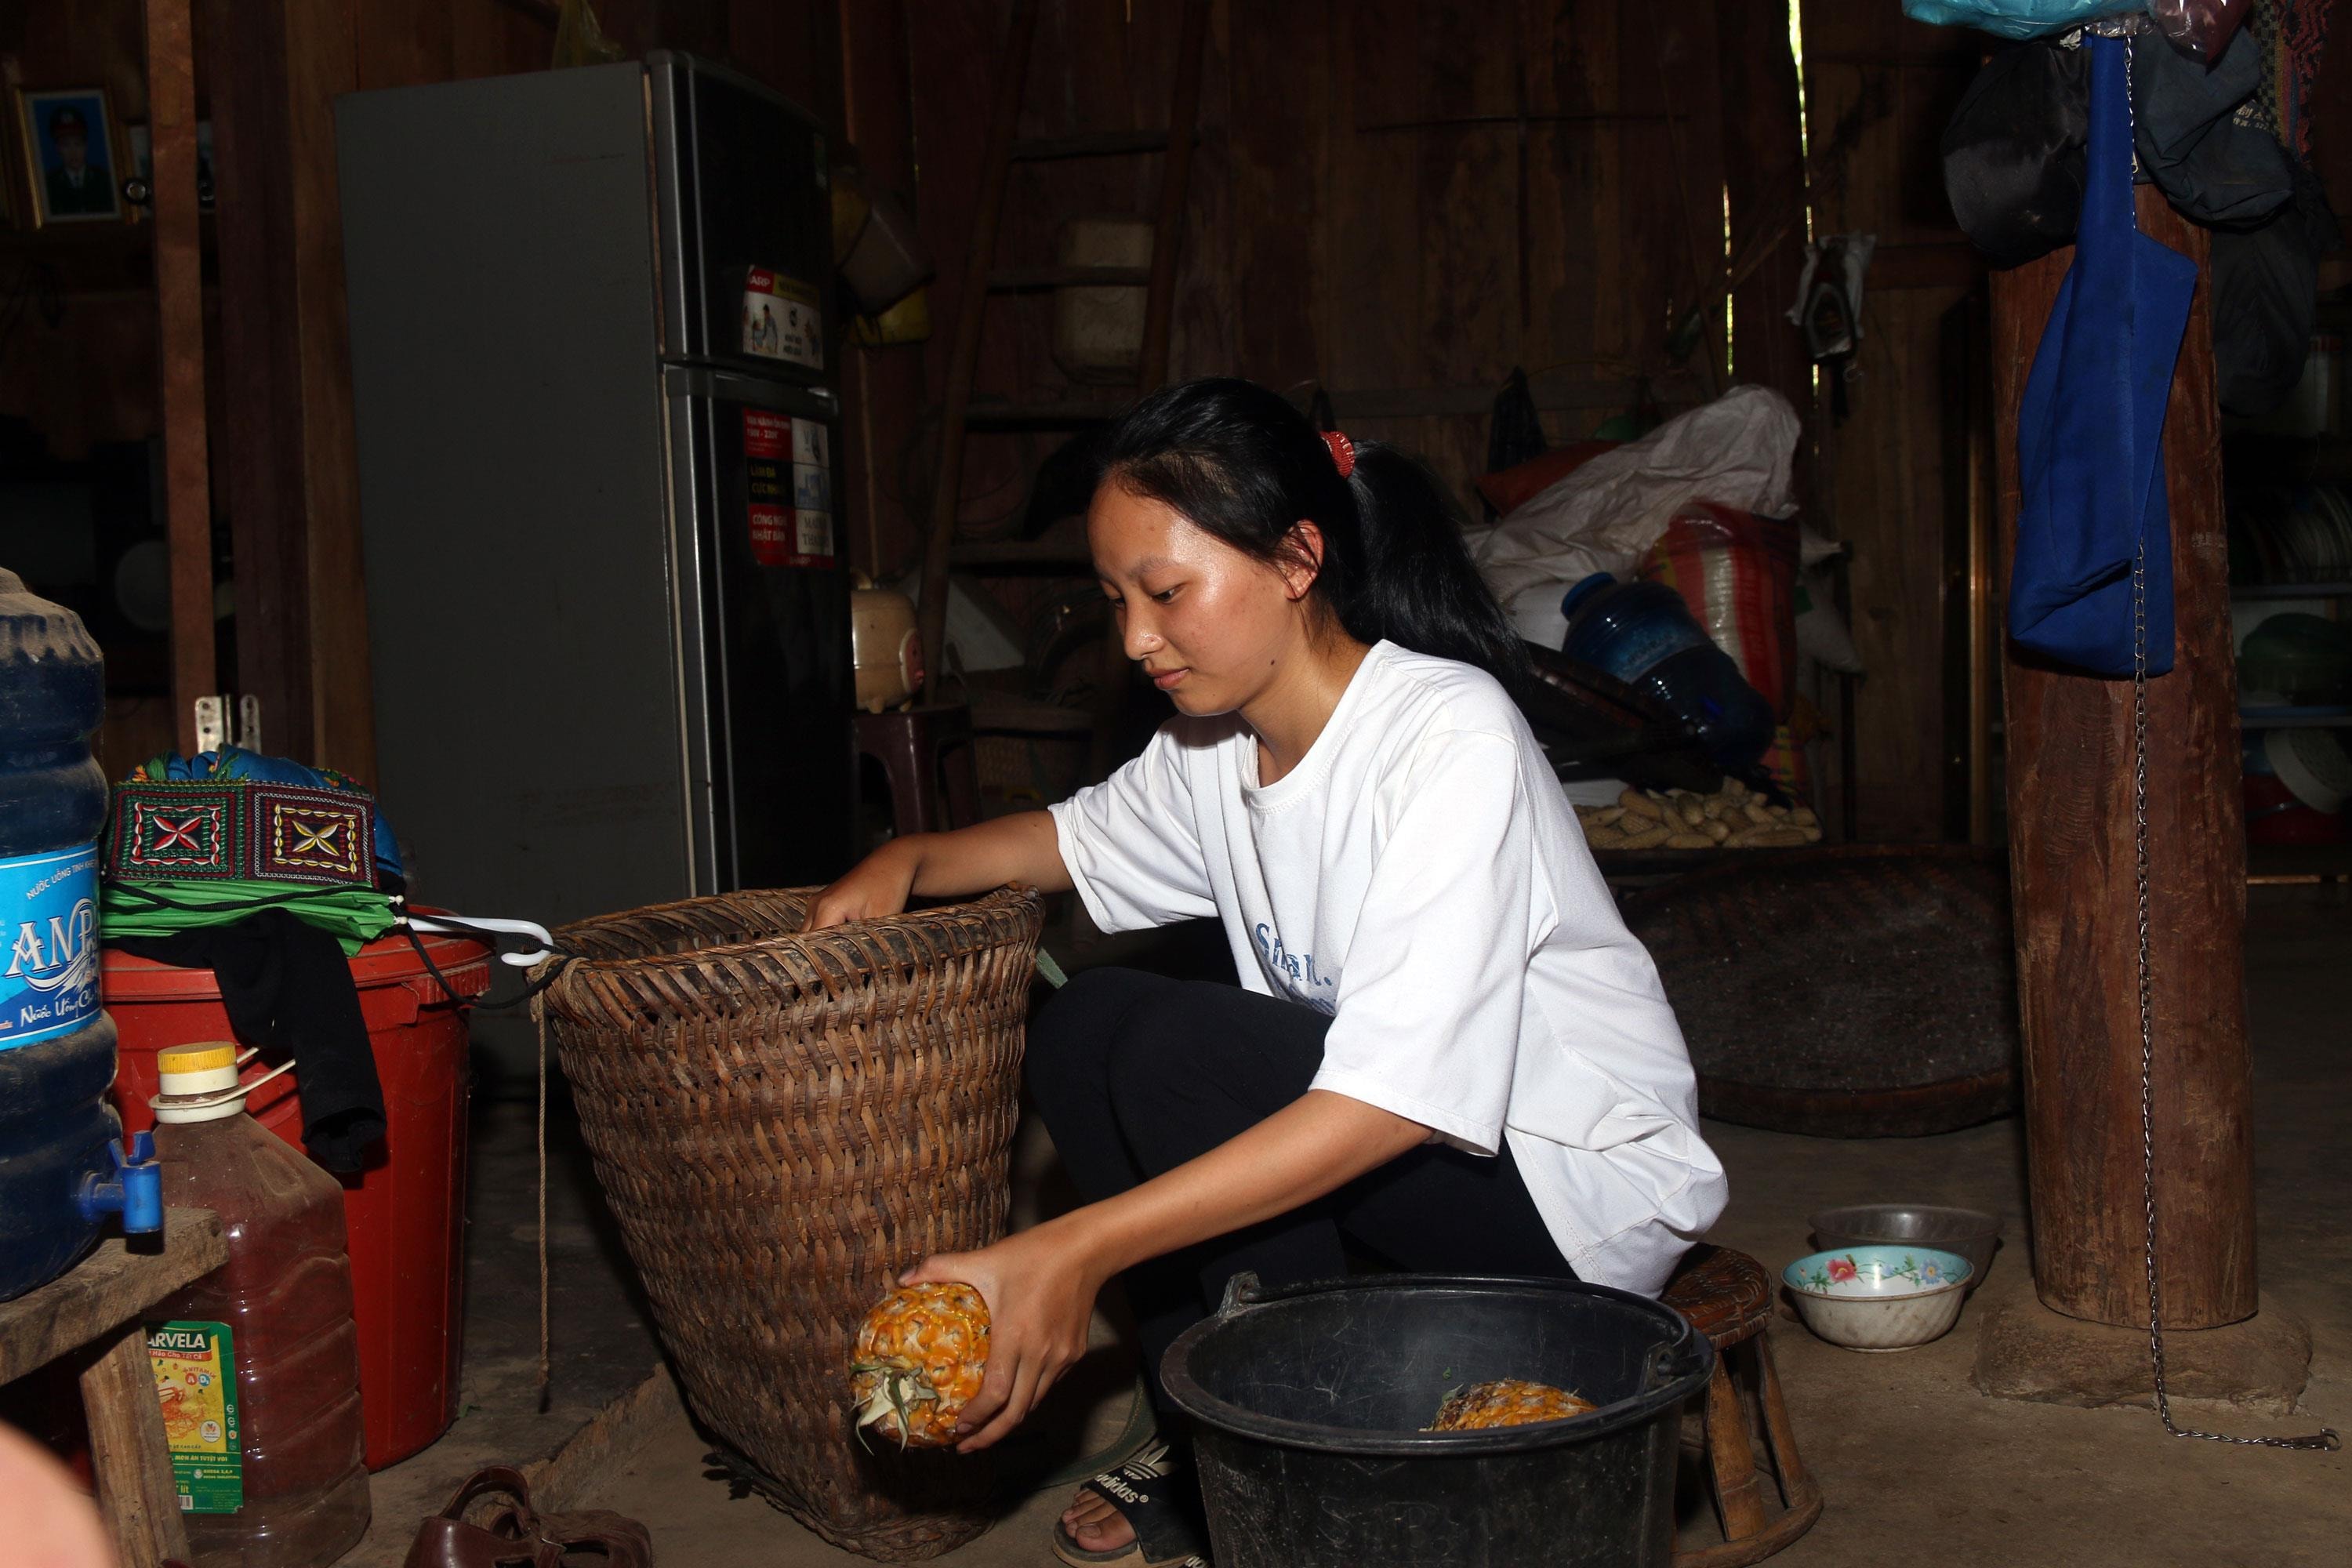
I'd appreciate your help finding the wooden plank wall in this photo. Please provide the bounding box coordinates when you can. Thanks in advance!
[897,0,1746,568]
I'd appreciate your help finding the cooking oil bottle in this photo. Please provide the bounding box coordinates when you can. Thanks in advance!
[149,1044,369,1565]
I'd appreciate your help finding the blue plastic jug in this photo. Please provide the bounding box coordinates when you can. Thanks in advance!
[0,568,125,1301]
[1560,572,1775,771]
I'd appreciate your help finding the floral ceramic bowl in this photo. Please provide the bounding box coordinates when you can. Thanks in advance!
[1781,1246,1974,1352]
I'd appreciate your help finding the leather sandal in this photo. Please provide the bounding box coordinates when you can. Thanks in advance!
[491,1501,654,1566]
[403,1465,652,1568]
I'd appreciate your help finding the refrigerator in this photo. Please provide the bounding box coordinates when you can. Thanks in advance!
[336,53,855,931]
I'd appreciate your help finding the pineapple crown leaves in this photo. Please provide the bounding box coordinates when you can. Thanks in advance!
[850,1359,942,1454]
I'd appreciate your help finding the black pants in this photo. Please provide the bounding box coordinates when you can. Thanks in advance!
[1025,967,1573,1408]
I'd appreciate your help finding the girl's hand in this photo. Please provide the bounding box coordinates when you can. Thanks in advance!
[804,840,921,930]
[904,1219,1106,1453]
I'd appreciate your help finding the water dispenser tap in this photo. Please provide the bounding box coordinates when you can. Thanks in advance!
[75,1131,163,1235]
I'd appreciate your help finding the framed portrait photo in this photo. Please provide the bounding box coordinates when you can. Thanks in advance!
[17,86,123,226]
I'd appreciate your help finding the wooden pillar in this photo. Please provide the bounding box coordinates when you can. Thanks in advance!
[1992,188,2256,1330]
[204,0,375,779]
[143,0,214,756]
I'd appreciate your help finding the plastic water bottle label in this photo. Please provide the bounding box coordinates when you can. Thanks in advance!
[0,844,100,1051]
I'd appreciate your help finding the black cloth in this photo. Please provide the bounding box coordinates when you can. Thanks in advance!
[2212,160,2343,416]
[112,911,385,1173]
[1942,31,2295,267]
[1025,967,1574,1410]
[1942,31,2334,417]
[2132,22,2295,230]
[1940,40,2090,269]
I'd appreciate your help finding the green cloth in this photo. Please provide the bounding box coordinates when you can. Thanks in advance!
[101,879,400,955]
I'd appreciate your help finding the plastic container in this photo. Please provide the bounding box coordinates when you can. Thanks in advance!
[151,1043,370,1566]
[0,568,118,1301]
[2267,727,2352,815]
[1163,1273,1714,1568]
[104,924,488,1469]
[1560,572,1776,771]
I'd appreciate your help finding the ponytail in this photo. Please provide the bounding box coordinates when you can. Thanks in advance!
[1098,377,1530,684]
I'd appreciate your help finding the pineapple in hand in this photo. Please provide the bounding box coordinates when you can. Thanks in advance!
[851,1282,992,1449]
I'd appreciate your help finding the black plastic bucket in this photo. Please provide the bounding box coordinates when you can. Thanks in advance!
[1162,1273,1713,1568]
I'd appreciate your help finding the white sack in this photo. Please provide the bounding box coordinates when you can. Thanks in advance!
[1472,386,1803,649]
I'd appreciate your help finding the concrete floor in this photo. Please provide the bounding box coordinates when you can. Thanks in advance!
[385,885,2350,1564]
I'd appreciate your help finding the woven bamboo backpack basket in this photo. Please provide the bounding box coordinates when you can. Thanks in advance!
[539,886,1044,1561]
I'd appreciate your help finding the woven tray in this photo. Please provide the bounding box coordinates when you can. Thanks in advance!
[541,887,1044,1561]
[1621,846,2020,1138]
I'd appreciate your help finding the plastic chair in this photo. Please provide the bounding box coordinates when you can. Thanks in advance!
[855,704,981,838]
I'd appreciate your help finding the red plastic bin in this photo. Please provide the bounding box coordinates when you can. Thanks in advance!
[103,922,489,1471]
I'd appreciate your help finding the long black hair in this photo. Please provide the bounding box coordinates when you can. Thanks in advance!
[1096,377,1530,685]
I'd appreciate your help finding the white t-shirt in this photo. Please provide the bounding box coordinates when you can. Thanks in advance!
[1048,641,1727,1296]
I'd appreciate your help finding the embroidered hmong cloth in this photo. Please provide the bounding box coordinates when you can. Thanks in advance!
[120,746,405,884]
[101,749,401,953]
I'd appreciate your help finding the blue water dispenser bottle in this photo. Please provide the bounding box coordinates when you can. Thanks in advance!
[1,568,152,1301]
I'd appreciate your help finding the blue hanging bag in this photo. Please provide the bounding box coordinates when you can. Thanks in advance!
[2009,35,2199,678]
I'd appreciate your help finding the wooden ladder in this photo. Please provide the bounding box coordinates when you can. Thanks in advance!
[913,0,1213,782]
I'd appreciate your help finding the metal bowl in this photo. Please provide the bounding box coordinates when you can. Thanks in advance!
[1808,1204,2000,1283]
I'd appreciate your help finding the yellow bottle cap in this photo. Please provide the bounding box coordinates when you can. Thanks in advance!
[157,1044,238,1074]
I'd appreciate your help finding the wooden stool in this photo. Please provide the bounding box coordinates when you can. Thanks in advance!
[1662,1245,1822,1567]
[0,1208,229,1568]
[855,703,981,838]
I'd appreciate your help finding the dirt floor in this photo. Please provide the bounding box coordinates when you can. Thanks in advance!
[365,884,2349,1565]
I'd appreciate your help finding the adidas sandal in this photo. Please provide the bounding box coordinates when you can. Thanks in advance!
[1049,1440,1211,1568]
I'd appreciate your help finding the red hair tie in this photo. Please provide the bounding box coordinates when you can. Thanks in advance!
[1319,429,1356,479]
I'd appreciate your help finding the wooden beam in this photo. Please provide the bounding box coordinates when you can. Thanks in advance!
[202,0,373,776]
[1086,0,1213,781]
[1011,129,1188,161]
[916,0,1037,699]
[143,0,212,755]
[1994,190,2256,1330]
[1715,0,1814,414]
[82,1327,192,1568]
[1136,0,1212,394]
[282,1,373,781]
[0,1209,228,1384]
[207,0,313,760]
[837,0,925,581]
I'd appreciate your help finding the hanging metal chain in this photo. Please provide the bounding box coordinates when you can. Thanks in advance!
[2132,538,2339,1452]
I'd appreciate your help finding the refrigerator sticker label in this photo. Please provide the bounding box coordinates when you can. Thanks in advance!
[149,1319,242,1514]
[744,408,792,568]
[795,510,836,562]
[792,419,827,469]
[0,844,100,1052]
[793,461,830,515]
[745,410,833,569]
[742,267,822,369]
[787,416,835,568]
